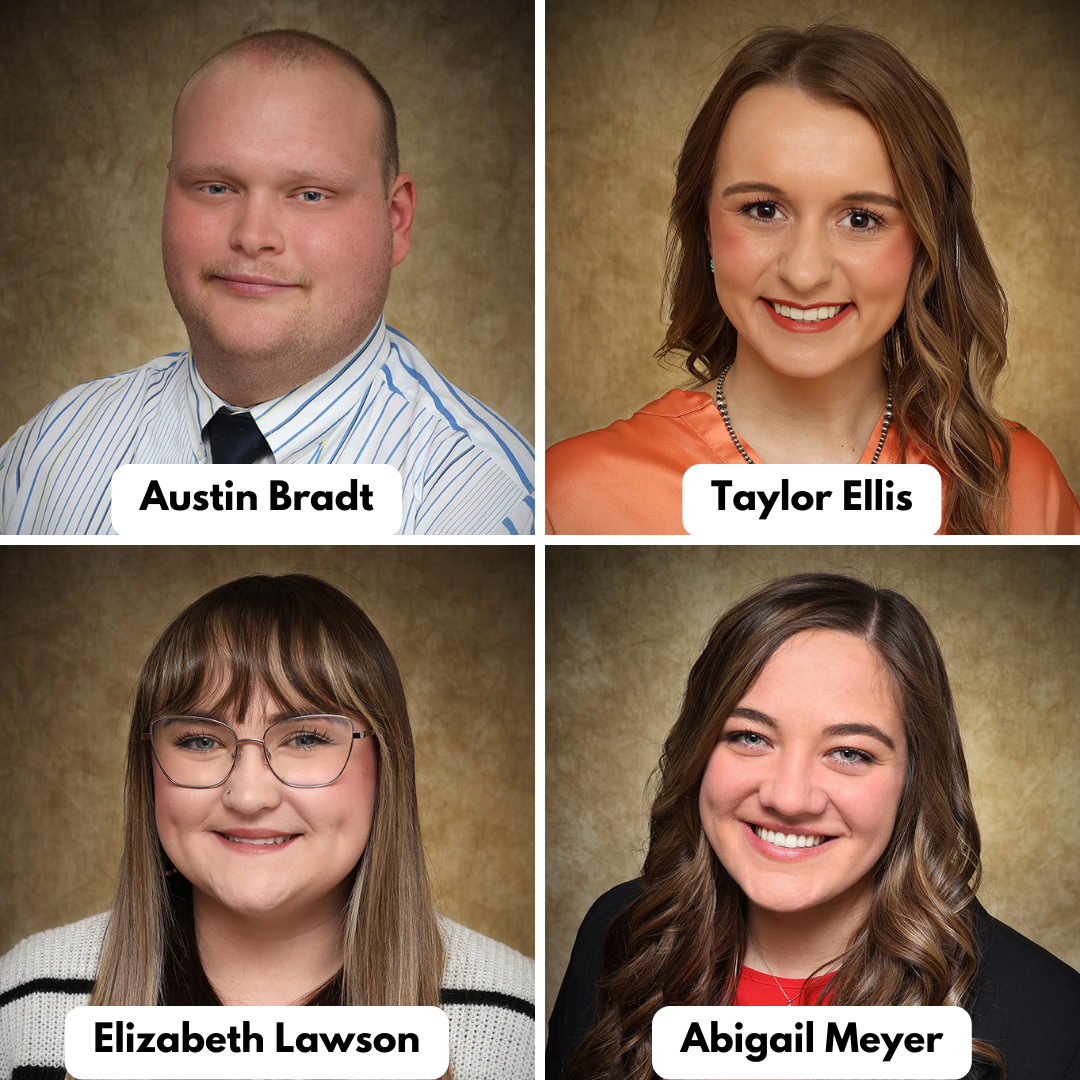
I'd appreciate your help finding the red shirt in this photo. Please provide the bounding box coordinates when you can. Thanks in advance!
[733,964,832,1006]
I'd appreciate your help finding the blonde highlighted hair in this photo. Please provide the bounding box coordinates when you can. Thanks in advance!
[89,574,443,1015]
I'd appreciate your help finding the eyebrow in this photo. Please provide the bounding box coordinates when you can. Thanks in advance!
[174,163,354,188]
[728,706,897,751]
[719,181,903,211]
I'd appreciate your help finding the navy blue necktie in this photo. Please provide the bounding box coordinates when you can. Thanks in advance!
[204,408,273,464]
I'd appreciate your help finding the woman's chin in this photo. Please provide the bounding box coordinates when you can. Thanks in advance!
[192,879,297,920]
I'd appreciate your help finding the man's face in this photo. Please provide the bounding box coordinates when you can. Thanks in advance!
[162,55,414,405]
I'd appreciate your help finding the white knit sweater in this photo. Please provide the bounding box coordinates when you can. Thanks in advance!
[0,912,534,1079]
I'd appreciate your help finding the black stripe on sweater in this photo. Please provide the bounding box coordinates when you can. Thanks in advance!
[440,987,534,1018]
[2,978,533,1019]
[13,1068,65,1080]
[0,977,95,1009]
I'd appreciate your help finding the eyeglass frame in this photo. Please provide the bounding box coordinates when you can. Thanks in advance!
[142,714,374,789]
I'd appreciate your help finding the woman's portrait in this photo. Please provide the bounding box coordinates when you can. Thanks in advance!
[546,548,1080,1079]
[546,4,1080,534]
[0,547,534,1079]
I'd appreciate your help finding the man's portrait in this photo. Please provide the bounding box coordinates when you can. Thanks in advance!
[0,3,534,535]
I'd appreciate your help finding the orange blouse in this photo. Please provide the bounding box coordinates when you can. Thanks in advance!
[545,389,1080,535]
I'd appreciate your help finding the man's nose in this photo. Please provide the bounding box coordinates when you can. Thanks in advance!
[222,739,282,812]
[776,222,832,295]
[228,192,285,257]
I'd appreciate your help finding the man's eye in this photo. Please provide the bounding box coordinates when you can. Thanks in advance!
[201,184,230,195]
[299,191,325,202]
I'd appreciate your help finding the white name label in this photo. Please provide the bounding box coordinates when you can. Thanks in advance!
[652,1005,971,1079]
[682,465,941,538]
[65,1005,449,1079]
[111,465,403,539]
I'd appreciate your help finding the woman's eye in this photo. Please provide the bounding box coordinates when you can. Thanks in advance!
[726,729,769,748]
[741,201,784,221]
[840,208,883,231]
[833,746,872,765]
[178,734,221,752]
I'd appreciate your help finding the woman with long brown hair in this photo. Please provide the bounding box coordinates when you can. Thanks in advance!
[545,24,1080,534]
[547,573,1080,1079]
[0,574,534,1080]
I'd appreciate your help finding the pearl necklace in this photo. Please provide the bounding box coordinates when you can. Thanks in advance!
[714,362,893,465]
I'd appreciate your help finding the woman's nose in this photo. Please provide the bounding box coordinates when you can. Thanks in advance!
[757,752,829,818]
[777,222,832,294]
[222,739,282,811]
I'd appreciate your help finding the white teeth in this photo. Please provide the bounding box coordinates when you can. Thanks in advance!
[754,825,827,848]
[773,302,844,322]
[223,834,293,845]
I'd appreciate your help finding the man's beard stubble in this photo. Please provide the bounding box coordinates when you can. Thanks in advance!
[161,242,392,408]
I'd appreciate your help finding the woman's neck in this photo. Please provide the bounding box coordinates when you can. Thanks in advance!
[192,884,348,1005]
[713,344,889,464]
[744,888,871,980]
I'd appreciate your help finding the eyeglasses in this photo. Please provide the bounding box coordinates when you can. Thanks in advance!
[143,715,373,789]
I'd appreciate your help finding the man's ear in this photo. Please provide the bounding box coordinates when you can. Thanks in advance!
[388,173,418,267]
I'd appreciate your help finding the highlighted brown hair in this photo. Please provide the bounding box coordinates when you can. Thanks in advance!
[659,23,1012,533]
[89,575,443,1019]
[565,572,1005,1079]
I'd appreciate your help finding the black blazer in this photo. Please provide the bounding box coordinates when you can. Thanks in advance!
[547,880,1080,1080]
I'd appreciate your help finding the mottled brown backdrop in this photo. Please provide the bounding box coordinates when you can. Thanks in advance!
[546,0,1080,495]
[0,546,533,959]
[0,0,533,445]
[546,545,1080,1013]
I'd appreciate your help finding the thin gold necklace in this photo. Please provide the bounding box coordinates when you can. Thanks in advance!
[745,930,806,1006]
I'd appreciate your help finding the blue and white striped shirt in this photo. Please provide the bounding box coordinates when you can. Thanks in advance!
[0,319,535,535]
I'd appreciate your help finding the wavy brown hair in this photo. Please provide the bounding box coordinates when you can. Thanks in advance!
[565,573,1005,1080]
[87,575,447,1070]
[659,24,1012,533]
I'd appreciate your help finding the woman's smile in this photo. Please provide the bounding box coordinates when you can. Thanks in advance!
[761,297,855,333]
[214,827,303,850]
[745,821,836,857]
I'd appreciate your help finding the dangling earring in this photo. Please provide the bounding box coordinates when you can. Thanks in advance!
[709,256,714,274]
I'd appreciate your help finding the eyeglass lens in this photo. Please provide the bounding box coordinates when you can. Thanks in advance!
[150,715,356,787]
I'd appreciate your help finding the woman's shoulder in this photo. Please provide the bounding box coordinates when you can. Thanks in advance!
[545,391,714,534]
[0,913,108,1080]
[437,914,534,1004]
[0,910,108,989]
[1001,422,1080,534]
[437,916,534,1080]
[974,900,1080,1000]
[547,882,643,1076]
[971,901,1080,1079]
[547,390,712,466]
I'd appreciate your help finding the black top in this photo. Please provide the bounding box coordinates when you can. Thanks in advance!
[547,880,1080,1080]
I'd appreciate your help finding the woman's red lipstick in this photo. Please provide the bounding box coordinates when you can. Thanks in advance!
[761,297,853,333]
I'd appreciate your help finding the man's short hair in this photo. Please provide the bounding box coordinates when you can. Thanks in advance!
[173,28,400,191]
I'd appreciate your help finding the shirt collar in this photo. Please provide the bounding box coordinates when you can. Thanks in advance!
[183,318,392,463]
